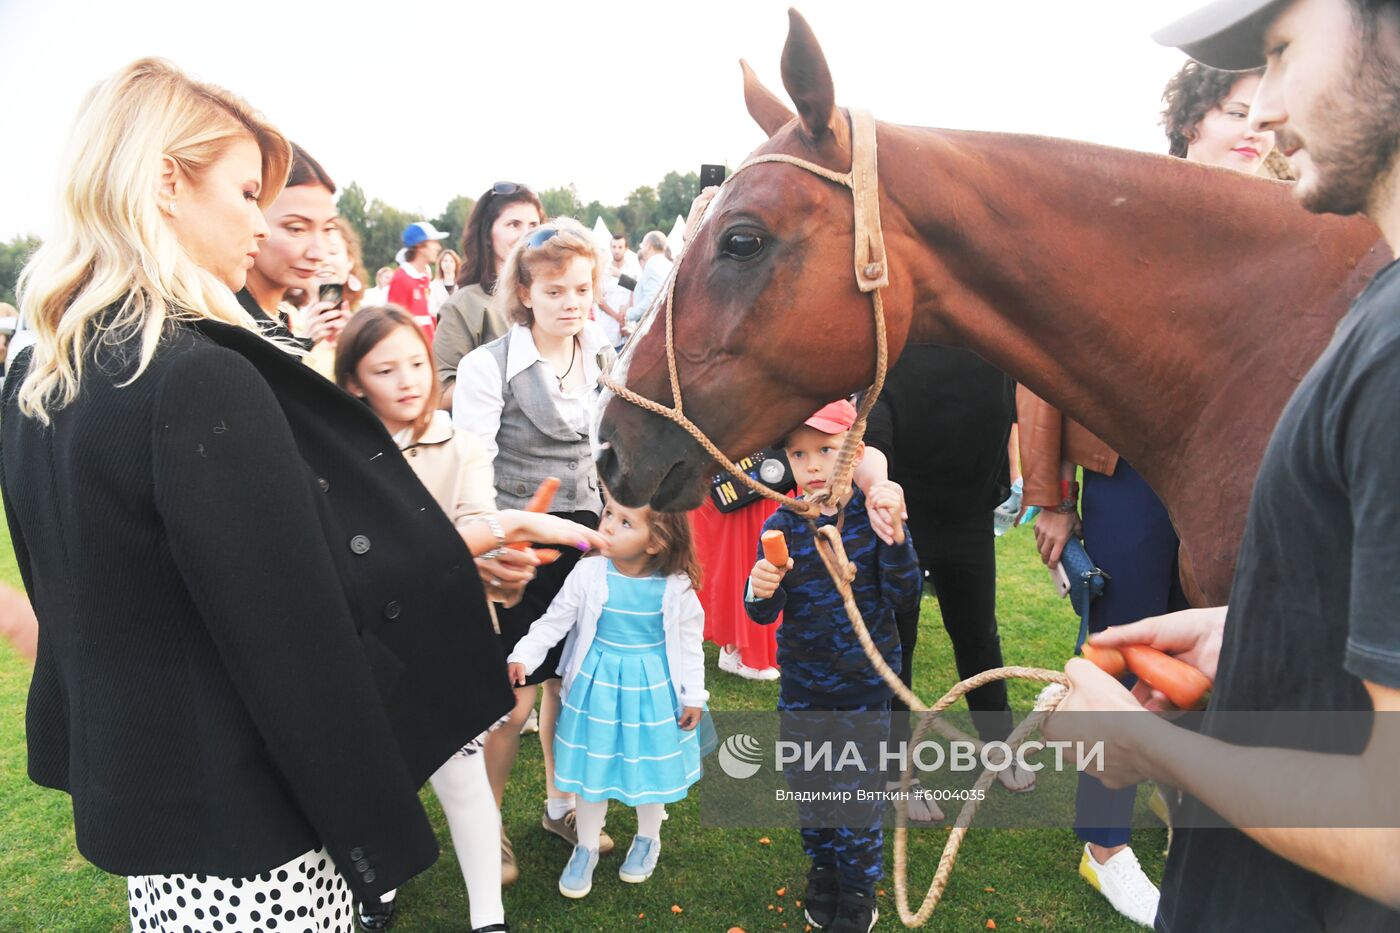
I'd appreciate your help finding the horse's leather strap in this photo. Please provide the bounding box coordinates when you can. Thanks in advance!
[849,108,889,292]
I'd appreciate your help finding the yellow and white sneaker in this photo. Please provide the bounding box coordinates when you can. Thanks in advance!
[1079,843,1160,928]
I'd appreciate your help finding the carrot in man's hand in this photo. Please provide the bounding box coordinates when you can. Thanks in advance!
[1082,642,1212,709]
[1120,644,1212,709]
[1081,643,1126,677]
[761,530,789,567]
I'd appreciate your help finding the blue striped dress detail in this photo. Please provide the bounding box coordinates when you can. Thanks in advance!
[552,563,703,805]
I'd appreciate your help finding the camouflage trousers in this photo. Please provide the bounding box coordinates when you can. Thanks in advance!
[778,695,891,896]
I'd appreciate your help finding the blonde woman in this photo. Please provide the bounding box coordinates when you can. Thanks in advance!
[1,59,528,930]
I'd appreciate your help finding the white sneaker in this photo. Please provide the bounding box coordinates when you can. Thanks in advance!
[1079,844,1160,928]
[718,647,779,681]
[521,707,539,735]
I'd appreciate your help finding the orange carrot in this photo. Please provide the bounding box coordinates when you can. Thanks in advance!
[1081,643,1127,678]
[524,476,560,513]
[762,530,789,567]
[534,548,561,564]
[508,477,561,552]
[1120,645,1213,709]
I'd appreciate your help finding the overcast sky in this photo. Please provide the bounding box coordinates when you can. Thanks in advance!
[0,0,1208,240]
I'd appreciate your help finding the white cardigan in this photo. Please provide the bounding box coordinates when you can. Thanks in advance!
[507,556,709,708]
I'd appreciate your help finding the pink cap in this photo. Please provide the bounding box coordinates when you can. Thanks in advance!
[803,399,858,434]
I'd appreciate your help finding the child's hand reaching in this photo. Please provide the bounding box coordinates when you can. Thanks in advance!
[866,480,907,545]
[507,662,528,686]
[677,707,703,731]
[749,557,791,600]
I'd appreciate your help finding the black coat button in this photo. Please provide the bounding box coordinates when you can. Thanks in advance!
[350,535,371,555]
[318,478,330,493]
[364,870,376,884]
[349,847,364,861]
[384,601,401,620]
[355,859,370,873]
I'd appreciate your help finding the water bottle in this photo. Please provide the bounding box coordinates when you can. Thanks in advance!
[993,477,1023,536]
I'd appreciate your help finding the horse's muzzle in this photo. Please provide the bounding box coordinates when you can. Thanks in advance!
[595,409,710,512]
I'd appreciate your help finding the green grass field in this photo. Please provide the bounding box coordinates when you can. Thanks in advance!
[0,524,1165,932]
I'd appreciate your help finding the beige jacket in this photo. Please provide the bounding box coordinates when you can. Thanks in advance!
[394,409,497,529]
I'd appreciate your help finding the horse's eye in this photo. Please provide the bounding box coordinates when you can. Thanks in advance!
[722,232,765,260]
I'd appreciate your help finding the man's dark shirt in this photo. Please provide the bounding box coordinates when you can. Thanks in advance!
[1158,260,1400,932]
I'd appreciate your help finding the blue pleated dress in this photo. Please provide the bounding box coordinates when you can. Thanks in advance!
[553,563,704,805]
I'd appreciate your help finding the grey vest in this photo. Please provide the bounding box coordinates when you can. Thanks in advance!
[484,336,602,514]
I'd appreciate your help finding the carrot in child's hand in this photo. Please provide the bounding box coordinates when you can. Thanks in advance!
[761,530,789,567]
[1120,644,1212,709]
[534,548,561,564]
[507,477,561,552]
[1081,643,1127,678]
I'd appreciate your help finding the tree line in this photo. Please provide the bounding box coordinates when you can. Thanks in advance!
[0,168,708,304]
[338,169,705,275]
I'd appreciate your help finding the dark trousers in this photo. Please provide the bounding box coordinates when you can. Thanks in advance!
[1076,461,1188,848]
[891,509,1012,742]
[779,696,888,896]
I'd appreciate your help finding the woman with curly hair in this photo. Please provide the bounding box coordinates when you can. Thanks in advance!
[1162,60,1295,179]
[1019,59,1279,929]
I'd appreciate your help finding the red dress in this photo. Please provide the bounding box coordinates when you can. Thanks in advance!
[690,497,781,670]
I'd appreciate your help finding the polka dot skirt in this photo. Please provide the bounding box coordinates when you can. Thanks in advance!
[126,846,354,933]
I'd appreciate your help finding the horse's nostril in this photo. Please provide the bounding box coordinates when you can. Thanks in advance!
[595,445,618,485]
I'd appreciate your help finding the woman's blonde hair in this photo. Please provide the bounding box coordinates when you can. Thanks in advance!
[490,216,603,328]
[16,58,291,423]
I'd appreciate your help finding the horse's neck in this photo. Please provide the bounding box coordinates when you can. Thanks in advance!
[888,125,1359,484]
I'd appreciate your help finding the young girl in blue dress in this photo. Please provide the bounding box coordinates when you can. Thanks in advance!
[507,503,707,899]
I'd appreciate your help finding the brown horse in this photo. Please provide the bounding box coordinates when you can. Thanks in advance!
[595,10,1388,606]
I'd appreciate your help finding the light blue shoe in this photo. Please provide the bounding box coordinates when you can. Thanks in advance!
[618,835,661,883]
[558,845,598,899]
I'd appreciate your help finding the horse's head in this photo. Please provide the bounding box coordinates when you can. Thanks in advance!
[596,9,914,510]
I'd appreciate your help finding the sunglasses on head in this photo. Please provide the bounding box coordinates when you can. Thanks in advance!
[524,227,559,249]
[490,181,525,197]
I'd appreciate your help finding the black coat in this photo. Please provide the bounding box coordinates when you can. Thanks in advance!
[0,316,513,901]
[864,345,1014,520]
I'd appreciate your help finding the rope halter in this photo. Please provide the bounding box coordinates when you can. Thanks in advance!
[599,108,890,521]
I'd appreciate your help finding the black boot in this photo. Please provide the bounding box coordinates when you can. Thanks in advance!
[804,864,841,928]
[829,887,879,933]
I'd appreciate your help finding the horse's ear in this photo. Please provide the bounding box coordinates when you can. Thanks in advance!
[741,59,794,138]
[780,9,846,147]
